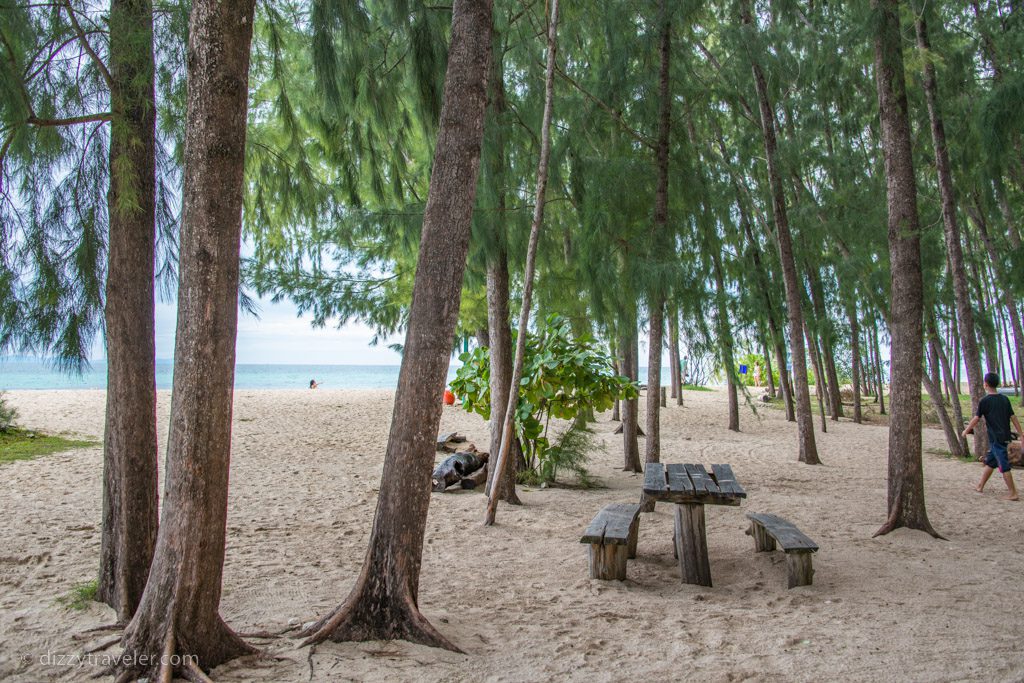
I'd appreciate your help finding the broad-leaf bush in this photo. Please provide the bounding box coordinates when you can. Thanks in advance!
[451,315,637,484]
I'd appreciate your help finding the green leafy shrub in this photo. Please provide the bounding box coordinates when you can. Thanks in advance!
[451,315,637,484]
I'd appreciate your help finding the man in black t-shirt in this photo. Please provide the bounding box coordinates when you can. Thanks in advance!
[962,372,1021,501]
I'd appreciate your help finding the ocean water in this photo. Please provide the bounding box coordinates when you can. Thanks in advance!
[0,359,671,391]
[0,360,427,391]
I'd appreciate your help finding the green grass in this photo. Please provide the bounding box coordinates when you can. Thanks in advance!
[57,579,98,611]
[0,428,96,465]
[681,384,713,392]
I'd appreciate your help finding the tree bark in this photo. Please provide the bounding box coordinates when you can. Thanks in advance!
[485,0,558,526]
[621,323,642,472]
[872,0,940,538]
[482,41,520,505]
[302,0,492,650]
[915,10,986,456]
[872,319,887,415]
[763,335,776,398]
[969,200,1024,405]
[809,267,842,420]
[644,0,672,465]
[804,321,828,434]
[97,0,159,624]
[846,299,863,423]
[743,0,819,464]
[669,309,681,400]
[711,244,739,431]
[117,0,259,676]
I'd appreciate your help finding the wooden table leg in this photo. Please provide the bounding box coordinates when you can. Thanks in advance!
[674,503,712,586]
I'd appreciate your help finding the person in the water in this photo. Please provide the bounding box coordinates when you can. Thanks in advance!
[309,379,319,389]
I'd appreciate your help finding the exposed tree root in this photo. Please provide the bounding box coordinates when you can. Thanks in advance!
[873,514,946,540]
[301,594,462,654]
[81,622,126,634]
[85,636,122,654]
[112,619,256,682]
[237,625,298,639]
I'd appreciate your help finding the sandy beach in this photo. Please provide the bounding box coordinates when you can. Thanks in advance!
[0,387,1021,682]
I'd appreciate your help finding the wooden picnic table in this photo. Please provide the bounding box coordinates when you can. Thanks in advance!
[642,463,747,587]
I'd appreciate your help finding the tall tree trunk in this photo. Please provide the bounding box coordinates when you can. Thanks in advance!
[809,267,843,420]
[621,323,642,472]
[711,245,739,431]
[743,0,819,464]
[611,355,622,421]
[969,201,1024,403]
[97,0,159,624]
[872,319,887,415]
[927,316,968,453]
[846,300,863,423]
[804,321,828,434]
[482,42,520,505]
[302,0,492,650]
[669,309,681,399]
[644,0,672,465]
[923,361,966,458]
[117,0,259,676]
[763,335,777,398]
[485,254,520,504]
[872,0,940,538]
[915,10,986,457]
[484,0,558,527]
[646,302,664,461]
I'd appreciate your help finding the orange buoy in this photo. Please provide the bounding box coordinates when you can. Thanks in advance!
[443,389,455,406]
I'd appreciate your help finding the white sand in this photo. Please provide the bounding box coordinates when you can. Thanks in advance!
[0,387,1022,682]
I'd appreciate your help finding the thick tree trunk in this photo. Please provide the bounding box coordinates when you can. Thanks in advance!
[915,12,985,456]
[97,0,159,624]
[644,0,671,464]
[117,0,259,677]
[743,0,819,464]
[621,324,642,473]
[669,310,681,400]
[842,303,861,425]
[303,0,492,650]
[484,0,558,526]
[872,0,940,538]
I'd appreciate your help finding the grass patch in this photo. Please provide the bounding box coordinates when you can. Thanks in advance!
[0,428,96,465]
[681,384,713,392]
[57,579,98,611]
[925,447,976,464]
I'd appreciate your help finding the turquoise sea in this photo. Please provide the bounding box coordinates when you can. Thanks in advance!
[0,360,426,391]
[1,359,672,391]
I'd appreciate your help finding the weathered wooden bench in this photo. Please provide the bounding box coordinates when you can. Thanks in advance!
[580,503,641,580]
[746,513,818,588]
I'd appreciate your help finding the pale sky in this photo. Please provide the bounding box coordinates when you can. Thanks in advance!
[147,295,405,365]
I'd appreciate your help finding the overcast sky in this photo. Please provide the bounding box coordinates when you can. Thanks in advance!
[146,295,404,365]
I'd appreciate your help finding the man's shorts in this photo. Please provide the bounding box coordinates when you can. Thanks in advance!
[984,441,1012,473]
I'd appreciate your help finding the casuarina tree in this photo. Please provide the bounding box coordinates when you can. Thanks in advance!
[871,0,940,539]
[300,0,493,650]
[115,0,259,678]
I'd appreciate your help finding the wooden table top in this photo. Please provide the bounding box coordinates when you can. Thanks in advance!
[642,463,747,506]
